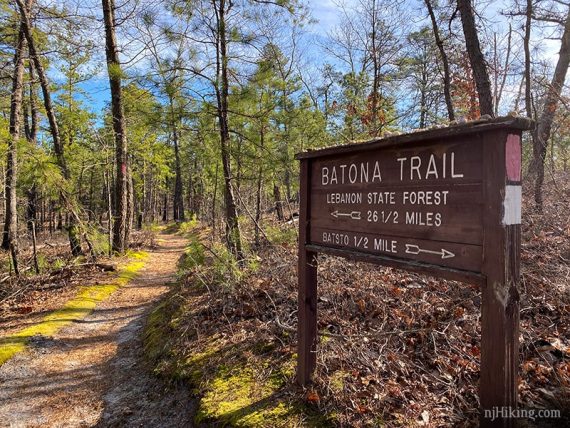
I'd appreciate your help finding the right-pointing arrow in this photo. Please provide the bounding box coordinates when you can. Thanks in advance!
[441,249,455,259]
[405,244,455,259]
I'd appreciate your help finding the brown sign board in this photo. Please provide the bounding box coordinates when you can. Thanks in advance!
[295,117,533,427]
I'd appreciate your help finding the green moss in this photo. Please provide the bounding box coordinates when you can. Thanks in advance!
[144,300,330,428]
[183,346,221,384]
[0,256,146,366]
[143,231,336,427]
[195,365,294,427]
[144,301,173,364]
[125,250,149,261]
[329,370,349,394]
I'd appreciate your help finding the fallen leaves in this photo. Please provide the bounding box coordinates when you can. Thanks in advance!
[158,174,570,426]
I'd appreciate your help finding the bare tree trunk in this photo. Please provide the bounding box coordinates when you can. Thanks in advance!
[457,0,494,117]
[215,0,245,262]
[254,125,265,247]
[15,0,66,177]
[104,169,113,256]
[419,64,428,128]
[15,0,85,257]
[524,0,533,119]
[370,0,380,136]
[532,7,570,210]
[24,60,38,143]
[88,168,94,221]
[125,162,134,245]
[31,221,39,274]
[162,177,168,223]
[26,185,37,231]
[211,162,218,229]
[102,0,129,252]
[28,60,38,142]
[273,184,284,222]
[172,124,185,222]
[167,93,185,222]
[1,24,26,275]
[495,25,512,115]
[425,0,455,121]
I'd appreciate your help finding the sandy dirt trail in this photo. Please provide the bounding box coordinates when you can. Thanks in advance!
[0,233,196,427]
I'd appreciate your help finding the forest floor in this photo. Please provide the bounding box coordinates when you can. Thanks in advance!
[147,172,570,427]
[0,232,196,427]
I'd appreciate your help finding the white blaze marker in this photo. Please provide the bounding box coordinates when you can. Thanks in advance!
[502,185,522,225]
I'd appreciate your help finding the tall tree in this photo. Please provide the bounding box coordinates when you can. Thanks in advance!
[326,0,403,138]
[102,0,129,252]
[404,27,447,128]
[1,20,27,274]
[524,0,533,119]
[215,0,244,261]
[424,0,455,121]
[15,0,87,256]
[457,0,494,116]
[140,25,187,222]
[532,5,570,209]
[174,0,303,260]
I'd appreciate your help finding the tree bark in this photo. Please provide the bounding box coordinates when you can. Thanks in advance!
[15,0,86,256]
[424,0,455,121]
[26,185,38,232]
[254,125,265,247]
[162,177,168,223]
[273,184,284,221]
[1,24,26,275]
[104,169,113,256]
[533,7,570,209]
[370,0,380,136]
[524,0,533,119]
[170,105,185,222]
[102,0,129,252]
[125,162,134,244]
[457,0,494,117]
[24,60,38,143]
[215,0,245,262]
[495,25,512,116]
[15,0,67,177]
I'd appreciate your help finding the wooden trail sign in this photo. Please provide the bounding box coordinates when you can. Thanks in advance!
[295,117,533,427]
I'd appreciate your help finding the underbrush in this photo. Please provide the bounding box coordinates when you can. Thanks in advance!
[0,224,157,325]
[144,174,570,427]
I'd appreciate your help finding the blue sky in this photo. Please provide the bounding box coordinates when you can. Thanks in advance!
[63,0,562,118]
[308,0,343,34]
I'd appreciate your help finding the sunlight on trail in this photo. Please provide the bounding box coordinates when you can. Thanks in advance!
[0,253,148,366]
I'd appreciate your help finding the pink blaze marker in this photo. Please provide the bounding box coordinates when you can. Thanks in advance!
[505,134,521,182]
[122,162,127,175]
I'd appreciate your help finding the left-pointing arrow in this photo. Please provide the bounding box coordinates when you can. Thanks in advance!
[331,210,361,220]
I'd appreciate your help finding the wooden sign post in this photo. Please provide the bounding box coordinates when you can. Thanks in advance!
[295,117,533,427]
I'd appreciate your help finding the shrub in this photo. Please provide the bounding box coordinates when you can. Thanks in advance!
[265,224,297,246]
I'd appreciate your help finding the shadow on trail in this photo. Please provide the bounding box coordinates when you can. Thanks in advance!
[95,303,197,427]
[0,361,109,401]
[0,303,151,330]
